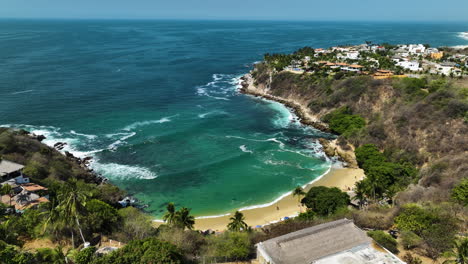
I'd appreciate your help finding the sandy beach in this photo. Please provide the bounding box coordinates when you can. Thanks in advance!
[153,73,366,231]
[192,167,364,231]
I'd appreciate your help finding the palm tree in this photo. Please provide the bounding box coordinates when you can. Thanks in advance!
[175,207,195,230]
[36,246,71,264]
[292,186,305,203]
[55,179,91,247]
[1,184,13,206]
[163,202,176,226]
[15,192,31,205]
[443,238,468,264]
[353,181,367,209]
[227,211,248,232]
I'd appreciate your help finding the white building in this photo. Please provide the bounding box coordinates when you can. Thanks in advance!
[436,62,462,76]
[346,51,360,60]
[396,60,422,71]
[408,44,426,54]
[256,219,405,264]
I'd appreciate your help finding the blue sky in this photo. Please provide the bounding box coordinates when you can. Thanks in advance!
[1,0,468,21]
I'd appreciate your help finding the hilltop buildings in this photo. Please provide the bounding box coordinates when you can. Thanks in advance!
[281,43,467,78]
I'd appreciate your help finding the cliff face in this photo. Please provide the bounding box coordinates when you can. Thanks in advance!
[247,63,468,202]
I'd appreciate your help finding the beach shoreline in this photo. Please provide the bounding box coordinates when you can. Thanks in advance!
[154,73,365,231]
[191,166,364,231]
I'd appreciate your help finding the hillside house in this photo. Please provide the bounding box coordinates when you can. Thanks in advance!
[396,60,422,71]
[0,159,25,182]
[256,219,405,264]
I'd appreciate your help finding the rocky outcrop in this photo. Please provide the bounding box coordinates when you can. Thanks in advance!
[240,73,360,167]
[318,138,358,168]
[239,74,331,133]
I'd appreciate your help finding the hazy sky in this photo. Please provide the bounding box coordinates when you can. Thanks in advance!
[1,0,468,21]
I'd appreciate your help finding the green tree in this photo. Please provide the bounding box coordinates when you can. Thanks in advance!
[0,184,13,206]
[73,246,96,264]
[35,246,70,264]
[116,207,155,242]
[292,186,305,203]
[163,202,176,226]
[451,179,468,206]
[227,211,248,232]
[174,207,195,230]
[204,232,252,261]
[322,107,365,136]
[45,179,91,247]
[301,186,350,216]
[22,161,47,179]
[353,180,367,208]
[394,204,435,235]
[443,238,468,264]
[92,238,184,264]
[82,199,119,235]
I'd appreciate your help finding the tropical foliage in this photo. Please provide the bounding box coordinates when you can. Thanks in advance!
[301,186,350,216]
[227,211,248,232]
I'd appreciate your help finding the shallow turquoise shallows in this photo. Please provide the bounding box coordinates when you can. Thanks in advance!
[1,20,467,217]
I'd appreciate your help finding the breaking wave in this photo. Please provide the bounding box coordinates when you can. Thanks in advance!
[196,73,243,101]
[239,145,253,154]
[123,115,176,131]
[1,123,157,181]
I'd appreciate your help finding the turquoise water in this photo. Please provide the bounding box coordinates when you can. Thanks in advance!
[1,20,467,217]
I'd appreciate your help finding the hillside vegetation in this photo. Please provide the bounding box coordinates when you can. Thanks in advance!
[250,57,468,261]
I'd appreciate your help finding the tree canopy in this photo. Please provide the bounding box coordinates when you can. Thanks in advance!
[301,186,350,216]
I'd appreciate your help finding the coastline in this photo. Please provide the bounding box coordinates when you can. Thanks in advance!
[156,72,365,231]
[238,73,331,132]
[192,167,364,231]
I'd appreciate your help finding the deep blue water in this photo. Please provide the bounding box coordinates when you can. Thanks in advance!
[1,20,467,217]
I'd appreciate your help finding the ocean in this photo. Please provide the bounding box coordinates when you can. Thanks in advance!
[1,20,467,218]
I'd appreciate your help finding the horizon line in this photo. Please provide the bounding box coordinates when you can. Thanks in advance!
[0,17,467,23]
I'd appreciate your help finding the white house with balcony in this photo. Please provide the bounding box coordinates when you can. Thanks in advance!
[396,60,422,71]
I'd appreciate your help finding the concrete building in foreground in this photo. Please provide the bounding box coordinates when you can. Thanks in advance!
[256,219,405,264]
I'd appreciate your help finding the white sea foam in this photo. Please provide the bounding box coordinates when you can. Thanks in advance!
[123,116,175,131]
[0,124,154,181]
[195,213,231,219]
[92,162,158,180]
[108,132,137,150]
[70,130,98,140]
[239,145,253,154]
[458,32,468,41]
[237,164,332,212]
[196,73,244,100]
[11,89,34,95]
[198,110,227,118]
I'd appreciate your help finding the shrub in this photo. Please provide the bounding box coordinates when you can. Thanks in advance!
[367,230,399,254]
[451,178,468,206]
[322,106,366,136]
[402,253,423,264]
[92,238,184,264]
[204,232,252,261]
[22,161,48,179]
[114,207,156,242]
[74,246,97,264]
[400,231,422,250]
[394,204,435,234]
[83,199,120,235]
[297,210,316,221]
[301,186,350,216]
